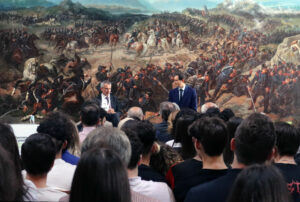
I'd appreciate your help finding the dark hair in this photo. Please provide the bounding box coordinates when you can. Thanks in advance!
[0,123,25,201]
[80,102,100,126]
[70,148,131,202]
[234,113,275,165]
[174,113,197,159]
[175,73,184,81]
[219,108,235,122]
[275,122,300,156]
[37,111,74,153]
[122,120,156,155]
[0,145,23,201]
[21,133,56,175]
[171,108,197,139]
[124,129,143,169]
[227,165,291,202]
[223,117,243,165]
[205,107,220,117]
[189,117,228,156]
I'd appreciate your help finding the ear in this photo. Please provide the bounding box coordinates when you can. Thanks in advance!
[62,140,68,150]
[268,147,277,161]
[230,138,236,152]
[137,154,142,166]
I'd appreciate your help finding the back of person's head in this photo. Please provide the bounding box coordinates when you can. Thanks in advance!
[80,102,101,126]
[70,148,131,202]
[205,107,220,117]
[275,122,300,157]
[159,101,176,122]
[0,145,23,201]
[219,108,235,122]
[171,108,197,138]
[81,126,131,166]
[173,112,197,159]
[150,143,183,176]
[122,120,156,155]
[37,111,74,153]
[21,133,56,176]
[224,117,243,165]
[201,102,218,113]
[0,123,22,182]
[125,130,144,169]
[189,117,228,156]
[227,164,291,202]
[127,106,144,120]
[234,113,275,165]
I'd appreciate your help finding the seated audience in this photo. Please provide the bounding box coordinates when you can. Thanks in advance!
[118,106,144,129]
[22,133,67,201]
[273,122,300,202]
[154,101,177,142]
[126,130,175,202]
[37,111,77,192]
[185,113,276,202]
[227,164,291,202]
[79,101,107,144]
[169,117,229,202]
[70,148,131,202]
[122,120,165,183]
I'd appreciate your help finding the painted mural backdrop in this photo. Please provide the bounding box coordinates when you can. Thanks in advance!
[0,0,299,123]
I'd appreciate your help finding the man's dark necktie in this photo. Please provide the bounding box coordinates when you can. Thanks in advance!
[179,89,183,101]
[105,96,109,105]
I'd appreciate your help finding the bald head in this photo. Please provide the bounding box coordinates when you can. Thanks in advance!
[127,107,144,120]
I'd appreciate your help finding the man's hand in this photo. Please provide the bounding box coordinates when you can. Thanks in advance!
[108,108,115,114]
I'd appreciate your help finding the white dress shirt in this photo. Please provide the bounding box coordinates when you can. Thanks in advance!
[101,94,111,111]
[178,84,186,100]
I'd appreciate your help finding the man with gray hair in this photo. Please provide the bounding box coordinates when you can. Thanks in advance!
[154,101,177,142]
[96,80,120,127]
[81,126,132,166]
[200,102,218,113]
[118,106,144,129]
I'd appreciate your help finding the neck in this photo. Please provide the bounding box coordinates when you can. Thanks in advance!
[127,167,138,178]
[275,155,296,165]
[193,155,202,162]
[201,154,227,169]
[26,173,47,188]
[231,155,246,169]
[56,151,62,159]
[141,154,151,166]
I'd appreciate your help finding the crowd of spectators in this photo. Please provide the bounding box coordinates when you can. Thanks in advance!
[0,99,300,202]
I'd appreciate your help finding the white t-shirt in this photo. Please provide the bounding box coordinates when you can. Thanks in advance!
[24,179,38,201]
[129,177,175,202]
[47,159,76,192]
[36,187,67,202]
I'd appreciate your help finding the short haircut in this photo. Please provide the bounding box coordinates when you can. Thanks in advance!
[81,127,131,166]
[21,133,56,175]
[37,111,74,153]
[159,101,176,121]
[70,148,131,202]
[189,117,228,156]
[175,73,184,81]
[122,120,156,155]
[127,107,144,120]
[80,102,101,126]
[234,113,276,165]
[275,122,300,156]
[124,129,143,169]
[100,80,111,88]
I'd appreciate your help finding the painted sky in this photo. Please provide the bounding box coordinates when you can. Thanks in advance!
[47,0,300,11]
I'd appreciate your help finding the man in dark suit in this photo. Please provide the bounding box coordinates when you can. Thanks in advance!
[169,74,197,111]
[96,80,120,127]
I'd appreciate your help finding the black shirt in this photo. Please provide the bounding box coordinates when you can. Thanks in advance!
[185,169,242,202]
[138,164,166,183]
[174,168,228,202]
[275,163,300,202]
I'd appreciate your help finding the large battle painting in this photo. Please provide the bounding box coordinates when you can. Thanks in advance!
[0,0,299,123]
